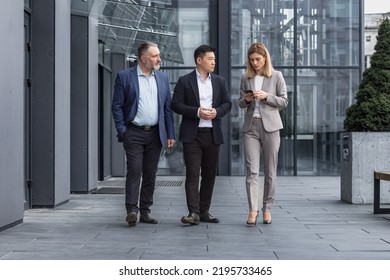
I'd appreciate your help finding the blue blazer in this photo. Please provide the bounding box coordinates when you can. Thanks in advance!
[172,70,232,144]
[111,66,175,148]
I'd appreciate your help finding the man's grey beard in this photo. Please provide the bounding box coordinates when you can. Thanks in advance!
[146,61,160,71]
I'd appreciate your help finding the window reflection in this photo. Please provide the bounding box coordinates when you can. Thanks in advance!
[231,0,360,175]
[296,69,359,175]
[231,0,359,68]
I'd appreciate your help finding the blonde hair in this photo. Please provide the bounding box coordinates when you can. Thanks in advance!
[245,43,274,79]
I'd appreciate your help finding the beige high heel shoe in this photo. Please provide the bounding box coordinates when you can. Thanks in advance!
[263,211,272,224]
[246,211,259,226]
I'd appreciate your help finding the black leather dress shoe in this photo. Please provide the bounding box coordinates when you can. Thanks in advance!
[181,213,200,225]
[139,212,158,224]
[199,212,220,223]
[126,211,137,226]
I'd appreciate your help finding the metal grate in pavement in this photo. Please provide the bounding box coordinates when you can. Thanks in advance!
[93,179,183,194]
[155,180,183,187]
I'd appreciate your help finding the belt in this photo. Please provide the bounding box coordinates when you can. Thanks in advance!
[253,115,262,119]
[129,122,158,131]
[198,127,212,132]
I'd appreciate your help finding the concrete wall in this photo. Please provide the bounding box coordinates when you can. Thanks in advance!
[0,1,24,229]
[341,132,390,204]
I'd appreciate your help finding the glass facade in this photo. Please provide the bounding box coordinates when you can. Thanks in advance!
[86,0,362,177]
[230,0,361,175]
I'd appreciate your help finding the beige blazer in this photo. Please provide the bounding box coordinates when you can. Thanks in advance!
[238,70,288,133]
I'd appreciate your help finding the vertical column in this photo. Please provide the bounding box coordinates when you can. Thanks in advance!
[110,53,127,177]
[70,13,99,192]
[71,14,89,192]
[30,0,71,207]
[88,16,99,190]
[0,1,24,228]
[210,0,231,175]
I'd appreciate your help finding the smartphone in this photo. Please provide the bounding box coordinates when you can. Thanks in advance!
[244,89,253,95]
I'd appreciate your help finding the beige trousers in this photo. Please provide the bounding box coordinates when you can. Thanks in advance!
[243,118,280,212]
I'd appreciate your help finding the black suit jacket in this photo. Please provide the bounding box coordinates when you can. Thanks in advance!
[172,70,231,144]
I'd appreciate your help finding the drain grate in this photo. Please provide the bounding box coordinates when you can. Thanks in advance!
[155,180,183,187]
[97,181,125,187]
[93,180,183,194]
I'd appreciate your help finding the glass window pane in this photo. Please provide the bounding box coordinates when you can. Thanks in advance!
[230,68,245,175]
[96,0,208,68]
[296,69,360,175]
[231,0,295,67]
[297,0,360,66]
[231,0,360,68]
[171,0,209,67]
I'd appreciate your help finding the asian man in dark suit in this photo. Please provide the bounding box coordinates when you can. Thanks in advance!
[112,41,176,227]
[172,45,231,225]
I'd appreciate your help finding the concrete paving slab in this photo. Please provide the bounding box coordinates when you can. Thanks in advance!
[0,176,389,260]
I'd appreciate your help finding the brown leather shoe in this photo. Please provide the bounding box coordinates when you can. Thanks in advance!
[263,211,272,224]
[139,212,158,224]
[126,211,137,226]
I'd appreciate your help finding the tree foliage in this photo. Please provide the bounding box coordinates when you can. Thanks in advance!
[344,18,390,131]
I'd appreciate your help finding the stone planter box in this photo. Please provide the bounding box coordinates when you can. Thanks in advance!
[341,132,390,204]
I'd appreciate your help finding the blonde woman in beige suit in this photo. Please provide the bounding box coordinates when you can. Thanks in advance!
[238,43,288,226]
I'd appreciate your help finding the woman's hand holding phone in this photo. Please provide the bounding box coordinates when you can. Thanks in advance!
[244,90,254,102]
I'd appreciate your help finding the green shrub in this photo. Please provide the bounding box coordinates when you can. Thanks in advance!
[344,18,390,131]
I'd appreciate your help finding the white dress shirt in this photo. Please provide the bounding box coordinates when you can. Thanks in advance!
[253,75,264,118]
[196,69,213,128]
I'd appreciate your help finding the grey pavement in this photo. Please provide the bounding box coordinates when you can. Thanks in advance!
[1,176,390,260]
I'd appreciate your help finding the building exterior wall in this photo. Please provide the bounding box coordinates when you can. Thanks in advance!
[0,1,24,229]
[364,12,390,68]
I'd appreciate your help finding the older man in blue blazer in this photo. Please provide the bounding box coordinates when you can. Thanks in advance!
[112,41,176,227]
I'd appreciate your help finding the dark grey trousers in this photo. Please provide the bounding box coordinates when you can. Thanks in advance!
[123,125,162,214]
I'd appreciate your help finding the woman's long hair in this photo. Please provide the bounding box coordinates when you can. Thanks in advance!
[245,43,274,79]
